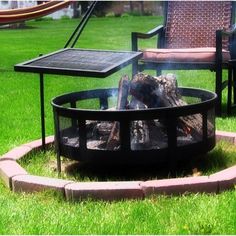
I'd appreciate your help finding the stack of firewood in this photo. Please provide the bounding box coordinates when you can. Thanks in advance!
[106,72,203,150]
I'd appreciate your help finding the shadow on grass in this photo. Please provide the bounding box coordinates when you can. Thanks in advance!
[63,144,231,181]
[20,141,235,182]
[0,25,37,30]
[220,103,236,117]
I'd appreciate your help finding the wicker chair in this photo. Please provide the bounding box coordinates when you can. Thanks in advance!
[131,1,236,116]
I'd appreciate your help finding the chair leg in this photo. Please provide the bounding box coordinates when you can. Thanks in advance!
[233,68,236,105]
[156,69,162,76]
[215,68,222,116]
[227,68,232,115]
[132,61,138,77]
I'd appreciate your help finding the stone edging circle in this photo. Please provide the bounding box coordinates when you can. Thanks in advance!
[0,130,236,201]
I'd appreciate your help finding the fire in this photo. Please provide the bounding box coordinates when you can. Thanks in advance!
[183,126,191,136]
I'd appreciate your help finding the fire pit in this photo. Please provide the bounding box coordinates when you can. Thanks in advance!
[52,74,217,172]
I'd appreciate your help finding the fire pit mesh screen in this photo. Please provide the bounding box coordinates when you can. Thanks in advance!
[207,108,215,137]
[52,87,216,165]
[177,113,203,146]
[130,119,168,150]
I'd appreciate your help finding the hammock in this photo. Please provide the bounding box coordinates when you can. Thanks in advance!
[0,0,72,25]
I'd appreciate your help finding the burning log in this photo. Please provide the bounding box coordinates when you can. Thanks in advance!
[129,97,151,150]
[130,73,182,108]
[130,73,204,141]
[131,119,150,150]
[84,72,212,151]
[128,96,147,110]
[106,75,130,150]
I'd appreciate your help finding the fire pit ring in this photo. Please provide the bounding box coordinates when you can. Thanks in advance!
[52,87,217,171]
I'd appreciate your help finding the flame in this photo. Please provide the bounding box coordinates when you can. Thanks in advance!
[183,126,191,135]
[192,168,202,177]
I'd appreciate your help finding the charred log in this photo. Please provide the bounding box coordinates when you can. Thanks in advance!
[130,73,181,108]
[129,97,151,150]
[128,96,147,110]
[80,73,212,151]
[106,75,130,150]
[130,73,205,141]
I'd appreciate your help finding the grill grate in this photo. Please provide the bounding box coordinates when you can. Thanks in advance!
[18,48,142,76]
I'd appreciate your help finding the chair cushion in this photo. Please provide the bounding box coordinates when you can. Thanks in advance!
[141,47,230,63]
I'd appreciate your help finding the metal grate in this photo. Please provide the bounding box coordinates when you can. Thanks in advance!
[31,49,137,71]
[15,49,142,77]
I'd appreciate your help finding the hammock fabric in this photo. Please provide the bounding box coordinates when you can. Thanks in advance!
[0,0,72,25]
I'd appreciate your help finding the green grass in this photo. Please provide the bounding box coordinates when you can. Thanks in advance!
[0,16,236,234]
[0,181,235,234]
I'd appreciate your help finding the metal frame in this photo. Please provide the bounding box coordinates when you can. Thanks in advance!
[14,48,142,77]
[52,87,217,172]
[64,1,97,48]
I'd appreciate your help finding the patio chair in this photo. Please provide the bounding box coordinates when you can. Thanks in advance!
[131,1,236,116]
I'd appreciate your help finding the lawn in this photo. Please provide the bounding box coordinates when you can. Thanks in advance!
[0,16,236,234]
[0,184,235,235]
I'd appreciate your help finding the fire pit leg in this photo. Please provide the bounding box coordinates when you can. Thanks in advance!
[56,152,61,173]
[53,111,61,173]
[39,73,46,151]
[132,61,138,77]
[167,116,178,173]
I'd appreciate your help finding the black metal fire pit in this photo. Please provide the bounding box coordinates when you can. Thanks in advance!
[52,87,217,172]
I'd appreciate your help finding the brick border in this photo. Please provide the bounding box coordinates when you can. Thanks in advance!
[0,131,235,201]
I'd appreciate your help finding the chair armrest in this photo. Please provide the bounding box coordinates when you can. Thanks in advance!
[132,25,164,39]
[131,25,164,51]
[221,27,236,36]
